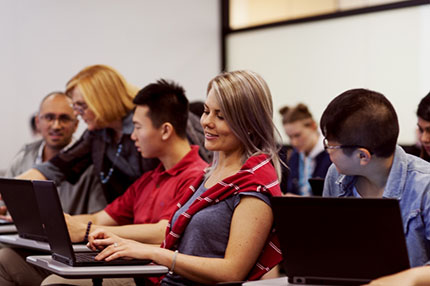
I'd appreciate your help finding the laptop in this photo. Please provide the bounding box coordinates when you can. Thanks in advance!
[33,180,151,266]
[308,178,324,196]
[271,196,410,285]
[0,178,47,241]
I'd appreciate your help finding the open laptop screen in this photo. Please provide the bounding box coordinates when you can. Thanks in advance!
[271,196,410,285]
[33,180,151,266]
[0,178,46,241]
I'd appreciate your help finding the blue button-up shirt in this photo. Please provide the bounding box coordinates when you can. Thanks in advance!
[323,145,430,267]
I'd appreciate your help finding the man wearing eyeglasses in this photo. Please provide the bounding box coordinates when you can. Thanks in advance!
[5,91,106,215]
[0,92,106,286]
[321,88,430,269]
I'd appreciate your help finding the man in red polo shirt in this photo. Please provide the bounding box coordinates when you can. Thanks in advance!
[65,79,208,244]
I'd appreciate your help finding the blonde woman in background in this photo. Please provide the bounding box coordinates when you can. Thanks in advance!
[17,64,208,203]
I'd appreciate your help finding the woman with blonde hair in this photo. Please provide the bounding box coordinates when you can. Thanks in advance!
[18,64,207,203]
[85,70,283,285]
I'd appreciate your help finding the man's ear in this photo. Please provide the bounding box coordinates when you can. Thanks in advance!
[160,122,174,141]
[309,121,318,131]
[35,113,41,131]
[357,148,372,165]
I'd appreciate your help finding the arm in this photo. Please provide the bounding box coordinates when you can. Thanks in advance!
[91,220,168,245]
[322,164,338,197]
[89,196,273,284]
[363,266,430,286]
[67,211,168,244]
[66,210,118,242]
[15,168,47,180]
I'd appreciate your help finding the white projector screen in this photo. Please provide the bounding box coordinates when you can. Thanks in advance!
[226,4,430,145]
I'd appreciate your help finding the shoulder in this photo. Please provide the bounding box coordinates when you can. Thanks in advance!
[316,150,331,163]
[238,154,281,195]
[287,149,300,164]
[15,140,42,160]
[322,164,343,196]
[237,191,271,206]
[242,154,277,180]
[393,146,430,180]
[170,146,208,179]
[405,153,430,175]
[401,154,430,194]
[186,146,209,169]
[24,139,43,150]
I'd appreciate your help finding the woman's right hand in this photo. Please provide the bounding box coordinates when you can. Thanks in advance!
[87,229,158,261]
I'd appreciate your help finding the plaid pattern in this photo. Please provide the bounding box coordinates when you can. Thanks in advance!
[162,154,283,281]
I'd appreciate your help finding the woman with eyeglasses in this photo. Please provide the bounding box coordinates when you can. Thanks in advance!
[17,64,208,203]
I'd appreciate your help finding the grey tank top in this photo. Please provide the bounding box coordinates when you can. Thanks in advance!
[162,182,270,286]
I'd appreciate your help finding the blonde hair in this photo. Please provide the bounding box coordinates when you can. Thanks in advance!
[207,70,282,178]
[66,65,138,126]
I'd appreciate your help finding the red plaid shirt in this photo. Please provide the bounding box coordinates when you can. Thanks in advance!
[162,154,283,281]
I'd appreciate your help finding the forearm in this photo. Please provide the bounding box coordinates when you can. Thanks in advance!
[94,220,168,245]
[67,211,116,242]
[16,168,47,180]
[413,266,430,286]
[367,266,430,286]
[150,248,245,284]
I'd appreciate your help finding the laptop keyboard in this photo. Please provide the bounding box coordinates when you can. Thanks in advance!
[75,252,100,262]
[73,252,151,266]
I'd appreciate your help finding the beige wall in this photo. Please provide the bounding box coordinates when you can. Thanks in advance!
[230,0,405,29]
[0,0,220,171]
[227,4,430,145]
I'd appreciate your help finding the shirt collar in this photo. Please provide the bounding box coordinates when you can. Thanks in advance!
[35,141,45,164]
[37,136,77,163]
[152,145,201,177]
[382,145,406,199]
[98,112,134,143]
[335,174,357,197]
[308,134,325,159]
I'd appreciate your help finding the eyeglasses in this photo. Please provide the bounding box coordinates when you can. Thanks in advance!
[39,113,75,124]
[72,102,88,115]
[323,138,372,154]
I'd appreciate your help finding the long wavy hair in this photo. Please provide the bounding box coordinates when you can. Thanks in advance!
[206,70,282,179]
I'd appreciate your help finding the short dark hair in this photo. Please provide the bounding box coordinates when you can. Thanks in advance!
[320,88,399,158]
[417,91,430,121]
[133,79,189,138]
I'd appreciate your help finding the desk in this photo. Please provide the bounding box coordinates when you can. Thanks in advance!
[27,255,168,285]
[243,277,325,286]
[0,234,89,252]
[243,277,289,285]
[0,224,17,234]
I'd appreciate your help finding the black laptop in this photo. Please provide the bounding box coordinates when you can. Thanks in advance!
[32,180,151,266]
[271,196,410,285]
[0,178,47,241]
